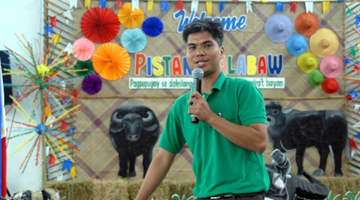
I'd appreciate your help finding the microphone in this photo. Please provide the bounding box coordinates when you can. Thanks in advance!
[191,68,204,124]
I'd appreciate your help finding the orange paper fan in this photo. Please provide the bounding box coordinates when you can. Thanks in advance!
[92,43,130,80]
[118,3,144,28]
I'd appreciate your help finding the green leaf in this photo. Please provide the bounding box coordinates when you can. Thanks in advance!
[171,194,180,200]
[345,191,355,200]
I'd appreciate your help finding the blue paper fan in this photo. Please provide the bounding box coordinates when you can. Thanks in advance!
[142,17,164,37]
[121,28,147,53]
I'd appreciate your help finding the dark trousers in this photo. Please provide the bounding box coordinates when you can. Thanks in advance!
[196,192,264,200]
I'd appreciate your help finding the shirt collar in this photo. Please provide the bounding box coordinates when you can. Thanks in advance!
[212,71,226,91]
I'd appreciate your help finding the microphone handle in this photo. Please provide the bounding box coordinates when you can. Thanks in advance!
[191,78,202,124]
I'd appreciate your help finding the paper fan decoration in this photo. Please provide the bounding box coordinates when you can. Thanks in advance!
[118,3,144,28]
[121,28,147,53]
[92,43,130,80]
[74,60,94,77]
[142,17,163,37]
[82,75,102,95]
[81,7,120,43]
[72,38,95,61]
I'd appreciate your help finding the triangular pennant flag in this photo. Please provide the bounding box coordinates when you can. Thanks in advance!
[356,15,360,26]
[65,43,72,54]
[356,132,360,140]
[176,1,183,11]
[62,160,72,172]
[353,121,360,128]
[60,121,68,132]
[45,25,53,35]
[305,2,313,13]
[147,0,154,12]
[233,0,239,2]
[191,1,199,12]
[56,173,64,181]
[49,16,56,27]
[206,1,212,15]
[51,34,61,44]
[63,10,73,24]
[161,1,168,12]
[85,0,91,9]
[246,2,253,13]
[349,138,358,150]
[70,166,76,179]
[276,2,283,12]
[116,0,123,9]
[349,89,359,100]
[132,0,139,11]
[49,155,56,167]
[346,8,353,16]
[100,0,107,8]
[70,0,77,9]
[290,2,297,13]
[322,1,329,13]
[350,48,356,57]
[345,58,351,65]
[219,1,225,13]
[66,127,76,136]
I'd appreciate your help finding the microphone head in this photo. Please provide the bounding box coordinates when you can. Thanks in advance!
[192,68,204,79]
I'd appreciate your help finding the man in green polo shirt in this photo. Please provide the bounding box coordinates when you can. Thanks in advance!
[135,18,269,200]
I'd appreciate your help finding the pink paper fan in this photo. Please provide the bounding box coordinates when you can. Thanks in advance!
[72,38,96,61]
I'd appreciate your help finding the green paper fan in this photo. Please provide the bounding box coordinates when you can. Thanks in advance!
[74,60,94,77]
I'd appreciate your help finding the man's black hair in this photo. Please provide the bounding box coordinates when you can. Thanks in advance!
[182,18,224,47]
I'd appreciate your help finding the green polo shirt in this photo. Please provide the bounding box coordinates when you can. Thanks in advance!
[159,72,270,198]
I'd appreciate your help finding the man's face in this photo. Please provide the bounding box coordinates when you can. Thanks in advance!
[185,31,224,77]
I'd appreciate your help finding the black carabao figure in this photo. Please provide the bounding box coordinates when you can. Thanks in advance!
[109,103,160,178]
[266,101,350,176]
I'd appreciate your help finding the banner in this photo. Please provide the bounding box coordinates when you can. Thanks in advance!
[0,58,7,197]
[129,77,285,89]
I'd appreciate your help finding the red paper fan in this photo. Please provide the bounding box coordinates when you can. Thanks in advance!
[81,7,120,43]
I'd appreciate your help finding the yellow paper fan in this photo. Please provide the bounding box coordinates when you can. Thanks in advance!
[118,3,144,28]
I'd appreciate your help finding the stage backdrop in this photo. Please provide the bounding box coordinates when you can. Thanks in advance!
[72,1,348,181]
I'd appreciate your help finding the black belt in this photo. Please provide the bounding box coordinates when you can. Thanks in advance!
[197,191,264,199]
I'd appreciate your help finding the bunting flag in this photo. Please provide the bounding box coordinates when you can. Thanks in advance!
[305,2,313,13]
[116,0,123,9]
[345,58,350,65]
[85,0,91,9]
[0,62,7,197]
[69,0,77,9]
[65,43,73,54]
[347,8,353,16]
[45,25,53,35]
[261,0,268,3]
[191,1,199,12]
[357,132,360,140]
[147,0,154,12]
[246,2,253,13]
[63,10,73,24]
[219,1,225,13]
[350,47,356,56]
[290,2,297,13]
[206,1,212,15]
[99,0,107,8]
[276,2,283,12]
[132,0,139,10]
[49,16,56,27]
[323,1,329,13]
[176,1,183,11]
[356,15,360,26]
[161,1,168,12]
[51,34,61,44]
[349,138,358,157]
